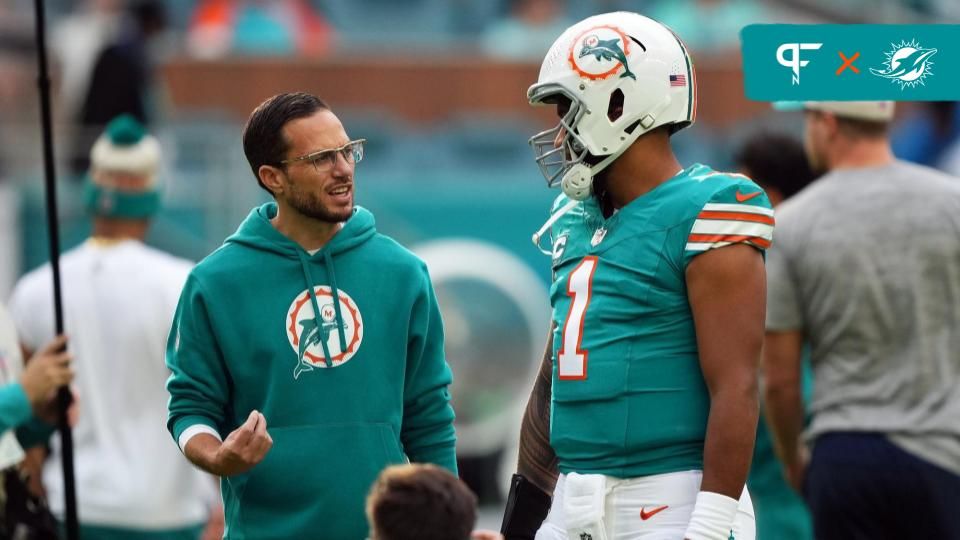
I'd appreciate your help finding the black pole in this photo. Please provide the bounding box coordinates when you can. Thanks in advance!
[31,1,79,539]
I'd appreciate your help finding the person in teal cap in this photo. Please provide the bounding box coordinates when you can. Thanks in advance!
[9,114,223,539]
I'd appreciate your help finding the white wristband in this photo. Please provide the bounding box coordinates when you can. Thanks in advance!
[178,424,222,453]
[684,491,739,540]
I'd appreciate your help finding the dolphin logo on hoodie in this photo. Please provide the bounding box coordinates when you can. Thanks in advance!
[295,315,343,379]
[287,286,364,379]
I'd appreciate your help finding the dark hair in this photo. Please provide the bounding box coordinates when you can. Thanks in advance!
[131,0,167,36]
[367,464,477,540]
[242,92,329,193]
[734,131,814,199]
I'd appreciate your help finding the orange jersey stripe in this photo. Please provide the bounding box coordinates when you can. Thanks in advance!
[688,234,772,249]
[696,211,775,225]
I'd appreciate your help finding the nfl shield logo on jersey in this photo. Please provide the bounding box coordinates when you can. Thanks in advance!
[579,534,593,540]
[591,227,607,246]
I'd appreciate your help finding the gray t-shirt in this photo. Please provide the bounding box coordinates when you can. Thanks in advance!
[766,160,960,474]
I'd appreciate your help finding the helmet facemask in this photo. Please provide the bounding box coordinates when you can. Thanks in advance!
[528,86,592,189]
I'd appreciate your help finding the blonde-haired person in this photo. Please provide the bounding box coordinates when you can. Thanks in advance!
[765,101,960,539]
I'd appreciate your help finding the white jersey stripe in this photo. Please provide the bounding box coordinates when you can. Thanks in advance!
[686,239,770,252]
[701,203,775,216]
[690,220,773,239]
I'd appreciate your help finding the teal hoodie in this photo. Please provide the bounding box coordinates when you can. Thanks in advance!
[166,203,456,540]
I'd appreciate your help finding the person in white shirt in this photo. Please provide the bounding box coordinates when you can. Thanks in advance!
[8,115,221,540]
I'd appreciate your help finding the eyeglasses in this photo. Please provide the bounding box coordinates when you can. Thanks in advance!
[279,139,366,172]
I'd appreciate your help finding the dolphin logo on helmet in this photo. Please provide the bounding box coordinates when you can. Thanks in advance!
[578,34,636,80]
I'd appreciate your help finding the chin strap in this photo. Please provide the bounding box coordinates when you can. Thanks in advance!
[532,199,580,255]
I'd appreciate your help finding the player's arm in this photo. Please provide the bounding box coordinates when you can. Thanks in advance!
[501,324,556,540]
[686,243,765,537]
[517,323,559,493]
[762,329,805,491]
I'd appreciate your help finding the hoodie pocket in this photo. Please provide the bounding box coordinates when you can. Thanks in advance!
[230,423,405,540]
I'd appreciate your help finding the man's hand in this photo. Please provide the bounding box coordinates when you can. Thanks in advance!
[185,410,273,477]
[214,410,272,476]
[472,531,505,540]
[20,335,73,409]
[34,386,79,427]
[22,447,47,498]
[782,443,809,493]
[762,330,807,495]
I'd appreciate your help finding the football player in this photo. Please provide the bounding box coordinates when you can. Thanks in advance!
[501,12,771,540]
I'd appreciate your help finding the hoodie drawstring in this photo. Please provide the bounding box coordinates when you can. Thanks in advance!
[323,251,348,353]
[296,251,346,368]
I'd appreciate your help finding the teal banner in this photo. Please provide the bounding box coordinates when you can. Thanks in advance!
[741,24,960,101]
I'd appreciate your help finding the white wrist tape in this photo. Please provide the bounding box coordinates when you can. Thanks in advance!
[684,491,739,540]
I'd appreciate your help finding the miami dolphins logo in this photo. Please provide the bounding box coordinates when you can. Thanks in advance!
[568,25,636,81]
[286,286,363,379]
[870,39,937,89]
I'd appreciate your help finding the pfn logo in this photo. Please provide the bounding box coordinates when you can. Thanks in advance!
[777,43,823,85]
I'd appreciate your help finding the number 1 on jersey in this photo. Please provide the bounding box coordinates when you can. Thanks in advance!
[558,256,597,380]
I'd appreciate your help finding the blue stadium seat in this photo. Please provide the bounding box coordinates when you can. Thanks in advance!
[335,109,423,176]
[450,0,511,35]
[161,113,238,175]
[317,0,457,47]
[425,115,541,176]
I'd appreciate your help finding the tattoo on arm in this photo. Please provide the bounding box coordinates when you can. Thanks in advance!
[517,325,559,495]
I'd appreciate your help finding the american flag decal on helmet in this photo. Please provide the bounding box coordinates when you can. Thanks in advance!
[669,74,686,87]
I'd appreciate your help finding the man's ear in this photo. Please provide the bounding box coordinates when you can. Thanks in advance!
[259,165,284,196]
[823,113,840,140]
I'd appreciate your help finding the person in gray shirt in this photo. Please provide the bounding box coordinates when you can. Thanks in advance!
[764,100,960,540]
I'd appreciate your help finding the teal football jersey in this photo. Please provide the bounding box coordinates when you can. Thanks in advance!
[547,163,774,478]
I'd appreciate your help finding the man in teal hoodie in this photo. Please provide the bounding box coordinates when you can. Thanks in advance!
[166,92,458,539]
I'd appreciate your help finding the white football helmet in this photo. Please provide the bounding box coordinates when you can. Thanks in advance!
[528,12,697,200]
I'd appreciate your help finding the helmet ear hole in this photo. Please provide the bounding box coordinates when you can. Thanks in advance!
[607,89,625,122]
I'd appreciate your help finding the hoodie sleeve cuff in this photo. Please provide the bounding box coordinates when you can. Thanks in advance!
[178,424,222,453]
[0,383,33,430]
[409,440,458,475]
[172,415,220,452]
